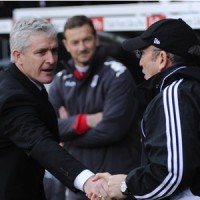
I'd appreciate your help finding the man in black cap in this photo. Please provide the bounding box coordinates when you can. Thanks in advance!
[92,18,200,200]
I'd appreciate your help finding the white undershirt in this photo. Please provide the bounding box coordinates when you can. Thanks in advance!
[75,65,89,73]
[74,170,95,191]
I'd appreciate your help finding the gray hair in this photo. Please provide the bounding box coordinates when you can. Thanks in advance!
[10,17,57,55]
[153,47,200,66]
[167,52,200,66]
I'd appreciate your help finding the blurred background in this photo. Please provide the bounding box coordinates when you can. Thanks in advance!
[1,1,200,84]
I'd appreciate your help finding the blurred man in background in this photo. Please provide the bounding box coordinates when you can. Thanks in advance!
[48,15,142,200]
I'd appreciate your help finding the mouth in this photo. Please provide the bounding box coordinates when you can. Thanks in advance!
[42,68,54,73]
[79,50,90,56]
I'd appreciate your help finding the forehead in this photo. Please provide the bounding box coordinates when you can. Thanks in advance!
[64,24,94,40]
[27,33,58,48]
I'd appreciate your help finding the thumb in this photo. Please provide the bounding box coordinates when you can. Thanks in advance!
[94,172,111,182]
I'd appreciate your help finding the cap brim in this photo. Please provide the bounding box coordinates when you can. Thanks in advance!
[122,36,150,52]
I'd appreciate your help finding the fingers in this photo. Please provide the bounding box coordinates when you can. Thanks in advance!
[101,178,109,193]
[86,112,103,128]
[87,173,125,200]
[91,174,110,200]
[59,106,69,119]
[97,178,109,199]
[95,172,111,182]
[96,112,103,121]
[87,192,98,200]
[85,176,110,200]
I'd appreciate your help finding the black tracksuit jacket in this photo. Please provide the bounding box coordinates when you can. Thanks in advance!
[126,65,200,199]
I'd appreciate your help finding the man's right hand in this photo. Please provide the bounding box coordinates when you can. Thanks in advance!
[86,112,103,128]
[84,175,109,200]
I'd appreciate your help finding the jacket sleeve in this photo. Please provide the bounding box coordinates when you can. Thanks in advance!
[1,95,86,192]
[125,80,200,199]
[48,74,78,139]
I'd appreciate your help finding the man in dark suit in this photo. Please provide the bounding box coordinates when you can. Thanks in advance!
[0,17,107,200]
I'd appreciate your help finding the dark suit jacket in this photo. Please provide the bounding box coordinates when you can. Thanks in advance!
[0,63,86,200]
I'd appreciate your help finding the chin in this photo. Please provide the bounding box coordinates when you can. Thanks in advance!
[45,79,53,84]
[80,58,90,64]
[43,77,54,84]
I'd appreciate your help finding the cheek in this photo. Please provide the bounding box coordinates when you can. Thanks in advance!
[90,42,97,51]
[142,60,154,73]
[67,46,77,56]
[149,64,159,76]
[65,42,74,54]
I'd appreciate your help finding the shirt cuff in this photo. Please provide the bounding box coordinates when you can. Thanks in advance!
[74,169,95,191]
[73,114,89,135]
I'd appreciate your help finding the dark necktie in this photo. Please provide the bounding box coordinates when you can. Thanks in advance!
[41,85,48,99]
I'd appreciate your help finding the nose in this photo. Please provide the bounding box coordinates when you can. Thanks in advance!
[139,59,143,68]
[78,41,86,51]
[46,51,57,64]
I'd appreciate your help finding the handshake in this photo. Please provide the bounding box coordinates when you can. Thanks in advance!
[84,173,128,200]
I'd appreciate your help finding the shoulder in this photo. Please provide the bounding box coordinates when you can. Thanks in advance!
[0,75,29,107]
[55,69,67,77]
[102,57,128,76]
[0,69,14,89]
[53,69,73,82]
[101,57,135,85]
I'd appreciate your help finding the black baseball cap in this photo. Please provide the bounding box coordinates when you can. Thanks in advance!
[122,18,200,57]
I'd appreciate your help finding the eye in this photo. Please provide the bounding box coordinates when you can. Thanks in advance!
[71,40,79,46]
[52,47,58,55]
[135,50,144,59]
[37,49,47,55]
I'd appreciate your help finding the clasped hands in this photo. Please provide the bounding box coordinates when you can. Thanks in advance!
[84,173,127,200]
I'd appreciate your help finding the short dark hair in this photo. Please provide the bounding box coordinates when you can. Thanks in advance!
[63,15,96,38]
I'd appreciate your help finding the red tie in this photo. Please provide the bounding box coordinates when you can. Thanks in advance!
[74,70,87,80]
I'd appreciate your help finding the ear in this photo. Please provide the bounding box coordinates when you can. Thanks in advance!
[12,49,23,65]
[62,39,70,53]
[95,35,100,46]
[158,51,169,72]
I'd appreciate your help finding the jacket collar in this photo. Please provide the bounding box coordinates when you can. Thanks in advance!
[135,64,200,107]
[8,63,44,94]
